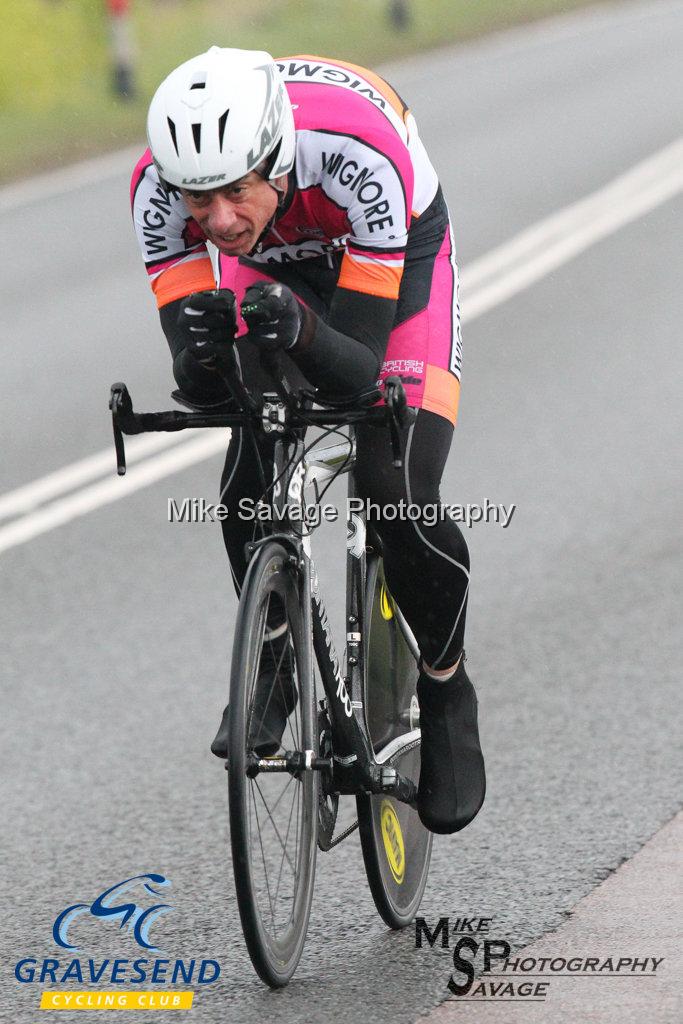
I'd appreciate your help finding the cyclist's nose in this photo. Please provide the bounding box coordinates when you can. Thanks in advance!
[207,195,241,234]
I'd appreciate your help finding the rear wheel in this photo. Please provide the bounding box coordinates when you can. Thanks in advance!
[227,541,317,987]
[357,557,432,928]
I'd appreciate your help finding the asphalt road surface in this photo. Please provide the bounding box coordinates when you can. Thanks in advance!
[1,2,682,1021]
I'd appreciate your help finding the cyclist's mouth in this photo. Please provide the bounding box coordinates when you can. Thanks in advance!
[213,229,250,251]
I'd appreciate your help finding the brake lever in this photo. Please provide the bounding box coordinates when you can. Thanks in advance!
[383,375,413,468]
[389,418,402,467]
[109,382,132,475]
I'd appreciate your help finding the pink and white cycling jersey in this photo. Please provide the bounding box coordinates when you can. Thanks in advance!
[131,55,462,424]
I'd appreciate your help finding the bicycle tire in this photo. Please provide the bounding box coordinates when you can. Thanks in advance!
[227,540,318,987]
[357,557,432,929]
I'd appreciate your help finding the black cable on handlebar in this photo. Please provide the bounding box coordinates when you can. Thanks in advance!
[214,347,259,415]
[274,423,353,542]
[219,350,275,547]
[299,422,354,518]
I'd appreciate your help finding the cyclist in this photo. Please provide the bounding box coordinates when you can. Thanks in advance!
[130,47,485,835]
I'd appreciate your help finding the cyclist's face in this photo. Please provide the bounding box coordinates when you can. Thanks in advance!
[180,172,285,255]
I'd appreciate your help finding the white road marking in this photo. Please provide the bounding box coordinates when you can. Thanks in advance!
[460,136,683,321]
[0,430,199,522]
[0,432,229,554]
[0,137,680,555]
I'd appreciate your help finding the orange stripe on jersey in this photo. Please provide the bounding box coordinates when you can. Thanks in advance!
[151,256,215,309]
[337,252,403,300]
[422,366,460,426]
[288,54,409,124]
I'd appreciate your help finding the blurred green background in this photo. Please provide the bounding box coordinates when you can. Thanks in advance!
[0,0,611,183]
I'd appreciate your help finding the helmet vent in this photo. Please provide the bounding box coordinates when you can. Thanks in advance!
[167,118,179,156]
[189,74,206,90]
[218,109,230,151]
[192,123,202,152]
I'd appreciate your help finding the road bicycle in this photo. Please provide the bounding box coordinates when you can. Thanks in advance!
[109,350,432,987]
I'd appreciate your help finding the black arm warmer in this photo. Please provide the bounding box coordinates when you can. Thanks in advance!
[292,288,396,396]
[159,299,231,402]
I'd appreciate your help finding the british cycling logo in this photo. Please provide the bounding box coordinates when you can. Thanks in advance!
[14,872,221,1006]
[53,873,172,952]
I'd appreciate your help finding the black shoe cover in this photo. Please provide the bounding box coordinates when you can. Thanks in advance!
[210,704,231,759]
[416,660,486,834]
[210,635,298,759]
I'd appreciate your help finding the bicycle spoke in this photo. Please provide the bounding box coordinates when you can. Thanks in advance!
[273,776,300,912]
[294,766,301,867]
[253,778,298,878]
[249,596,301,755]
[252,774,301,935]
[260,772,297,818]
[287,650,302,751]
[246,594,302,932]
[246,600,269,739]
[249,780,277,936]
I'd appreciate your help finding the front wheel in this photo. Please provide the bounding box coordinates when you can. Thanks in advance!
[357,557,432,928]
[227,541,317,987]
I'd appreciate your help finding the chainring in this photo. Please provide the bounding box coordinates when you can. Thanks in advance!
[317,703,339,851]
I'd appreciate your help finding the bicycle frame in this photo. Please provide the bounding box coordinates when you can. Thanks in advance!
[261,424,419,805]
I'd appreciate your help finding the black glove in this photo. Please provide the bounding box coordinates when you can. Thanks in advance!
[177,289,237,366]
[241,282,302,352]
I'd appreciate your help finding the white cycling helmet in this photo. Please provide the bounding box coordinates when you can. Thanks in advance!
[147,47,295,191]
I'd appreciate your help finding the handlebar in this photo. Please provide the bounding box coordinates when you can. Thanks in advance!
[109,347,415,475]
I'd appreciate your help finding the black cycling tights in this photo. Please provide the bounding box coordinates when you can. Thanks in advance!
[219,408,470,671]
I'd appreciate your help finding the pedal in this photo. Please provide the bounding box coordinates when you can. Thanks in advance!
[246,751,331,776]
[379,766,398,790]
[379,765,418,807]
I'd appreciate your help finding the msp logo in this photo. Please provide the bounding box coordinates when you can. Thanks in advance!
[53,873,172,952]
[414,917,665,1003]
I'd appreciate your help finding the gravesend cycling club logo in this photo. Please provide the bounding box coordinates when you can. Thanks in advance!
[14,872,221,1012]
